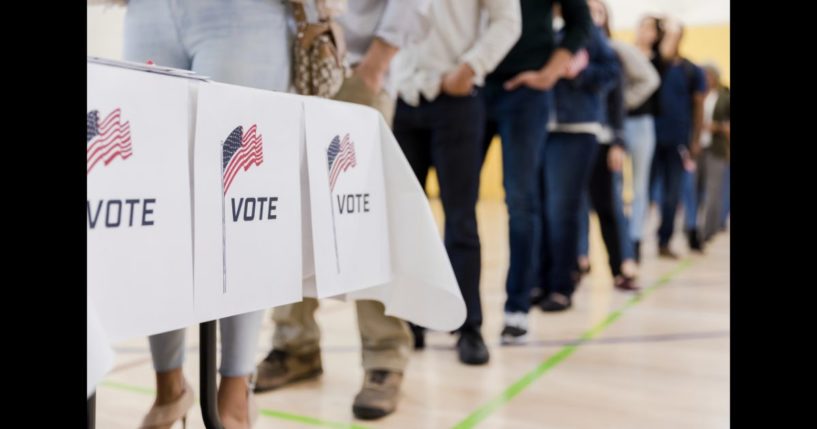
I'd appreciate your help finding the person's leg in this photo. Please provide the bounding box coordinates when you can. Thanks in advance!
[147,329,187,400]
[613,168,638,287]
[177,4,295,424]
[355,300,412,372]
[426,92,487,363]
[720,163,731,229]
[270,299,321,355]
[125,0,191,375]
[183,0,292,92]
[541,133,598,310]
[701,151,726,241]
[657,144,684,250]
[255,298,323,392]
[123,0,192,70]
[650,152,663,208]
[218,310,264,426]
[625,116,655,260]
[682,168,698,232]
[332,76,412,419]
[493,86,550,315]
[124,3,195,426]
[427,93,484,332]
[576,139,595,277]
[394,99,433,189]
[393,98,433,349]
[353,300,412,418]
[681,152,703,251]
[588,145,623,279]
[577,192,591,275]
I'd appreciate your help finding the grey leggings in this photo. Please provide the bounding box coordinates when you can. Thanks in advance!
[149,311,264,376]
[124,0,292,377]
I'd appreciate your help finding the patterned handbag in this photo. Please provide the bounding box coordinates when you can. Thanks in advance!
[290,0,348,98]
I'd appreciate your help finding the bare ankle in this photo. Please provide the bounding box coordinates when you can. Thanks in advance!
[218,375,253,427]
[155,369,186,404]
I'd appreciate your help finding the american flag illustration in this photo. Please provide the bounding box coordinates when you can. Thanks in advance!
[327,133,356,191]
[87,108,133,174]
[326,133,356,274]
[222,125,264,195]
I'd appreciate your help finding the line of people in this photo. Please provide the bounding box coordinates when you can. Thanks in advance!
[103,0,729,427]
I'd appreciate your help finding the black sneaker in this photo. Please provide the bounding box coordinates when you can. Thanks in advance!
[687,229,704,252]
[500,312,528,345]
[457,330,490,365]
[409,323,425,350]
[539,293,572,312]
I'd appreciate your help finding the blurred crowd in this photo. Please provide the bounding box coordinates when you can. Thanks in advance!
[92,0,730,427]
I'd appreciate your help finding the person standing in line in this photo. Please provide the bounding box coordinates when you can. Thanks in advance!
[534,8,620,314]
[478,0,593,345]
[118,0,295,426]
[573,0,648,293]
[391,0,522,364]
[650,17,707,259]
[625,14,664,263]
[254,0,431,421]
[698,62,730,243]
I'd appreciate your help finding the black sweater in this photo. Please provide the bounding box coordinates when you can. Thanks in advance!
[487,0,593,83]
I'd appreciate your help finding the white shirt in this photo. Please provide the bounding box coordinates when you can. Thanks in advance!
[391,0,522,106]
[700,90,718,148]
[336,0,432,65]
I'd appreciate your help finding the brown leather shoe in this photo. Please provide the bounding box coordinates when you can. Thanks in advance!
[352,370,403,420]
[253,349,322,393]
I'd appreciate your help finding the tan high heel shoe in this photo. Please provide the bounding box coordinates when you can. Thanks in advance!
[139,380,195,429]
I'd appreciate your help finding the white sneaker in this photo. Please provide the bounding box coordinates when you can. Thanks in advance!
[500,312,529,345]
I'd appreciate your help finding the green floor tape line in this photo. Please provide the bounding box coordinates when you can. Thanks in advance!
[451,259,692,429]
[98,260,691,429]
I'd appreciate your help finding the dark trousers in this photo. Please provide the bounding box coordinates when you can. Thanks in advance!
[480,83,553,314]
[650,143,685,246]
[539,132,599,298]
[393,91,484,331]
[582,144,624,276]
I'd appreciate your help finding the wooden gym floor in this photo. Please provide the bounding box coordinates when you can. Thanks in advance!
[95,199,729,428]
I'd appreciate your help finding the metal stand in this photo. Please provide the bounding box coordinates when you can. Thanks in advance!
[200,320,225,429]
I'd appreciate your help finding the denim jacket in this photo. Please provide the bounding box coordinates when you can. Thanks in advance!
[552,26,620,127]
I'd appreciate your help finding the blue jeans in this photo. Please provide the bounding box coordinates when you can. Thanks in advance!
[124,0,291,377]
[682,168,701,231]
[394,92,484,331]
[624,115,656,242]
[539,133,599,298]
[613,169,635,261]
[651,143,685,247]
[481,83,552,314]
[578,194,590,258]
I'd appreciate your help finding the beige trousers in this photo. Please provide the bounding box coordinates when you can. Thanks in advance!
[271,74,411,371]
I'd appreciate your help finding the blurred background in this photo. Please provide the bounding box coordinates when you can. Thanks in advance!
[87,0,730,201]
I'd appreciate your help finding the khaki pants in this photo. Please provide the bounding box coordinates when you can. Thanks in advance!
[271,74,410,371]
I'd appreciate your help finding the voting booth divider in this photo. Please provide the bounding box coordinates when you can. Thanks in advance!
[87,58,466,426]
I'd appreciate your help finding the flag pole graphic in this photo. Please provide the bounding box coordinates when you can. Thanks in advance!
[220,142,227,294]
[329,185,341,274]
